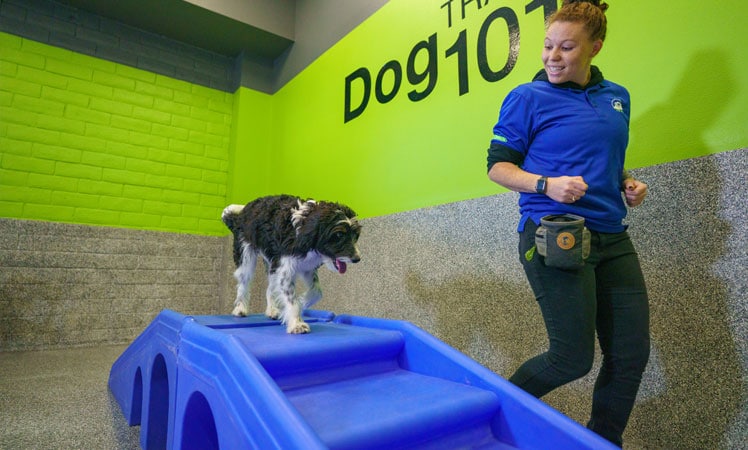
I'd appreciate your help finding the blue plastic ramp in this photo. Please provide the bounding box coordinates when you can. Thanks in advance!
[109,310,617,449]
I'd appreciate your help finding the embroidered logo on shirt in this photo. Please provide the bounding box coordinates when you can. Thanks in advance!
[611,98,624,113]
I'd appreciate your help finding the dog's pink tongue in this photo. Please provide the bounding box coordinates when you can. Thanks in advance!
[336,259,347,274]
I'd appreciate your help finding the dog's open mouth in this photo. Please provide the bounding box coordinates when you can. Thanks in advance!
[333,258,347,274]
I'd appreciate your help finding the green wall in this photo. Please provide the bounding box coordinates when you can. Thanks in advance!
[0,32,233,235]
[236,0,748,218]
[2,0,747,234]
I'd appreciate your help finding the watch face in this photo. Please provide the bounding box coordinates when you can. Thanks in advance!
[536,177,546,193]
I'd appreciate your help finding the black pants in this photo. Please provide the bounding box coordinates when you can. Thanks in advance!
[510,220,650,447]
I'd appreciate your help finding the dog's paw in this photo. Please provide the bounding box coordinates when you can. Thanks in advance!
[231,304,248,317]
[286,320,311,334]
[265,305,281,320]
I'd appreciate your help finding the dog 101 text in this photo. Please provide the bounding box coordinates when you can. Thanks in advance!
[344,0,557,123]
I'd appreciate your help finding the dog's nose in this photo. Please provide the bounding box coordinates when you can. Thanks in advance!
[350,255,361,264]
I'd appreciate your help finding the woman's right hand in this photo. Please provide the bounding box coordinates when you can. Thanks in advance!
[547,176,588,204]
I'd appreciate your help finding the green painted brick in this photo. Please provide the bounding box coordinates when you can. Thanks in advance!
[168,139,204,156]
[0,60,17,77]
[0,31,23,49]
[105,141,148,159]
[6,124,60,145]
[119,211,162,228]
[1,108,40,131]
[188,130,224,147]
[171,115,207,132]
[142,200,181,216]
[2,154,55,175]
[51,190,99,208]
[46,58,92,81]
[182,204,218,220]
[162,189,200,205]
[58,133,107,153]
[0,91,12,107]
[78,180,124,197]
[92,70,136,90]
[200,194,227,208]
[148,148,185,165]
[154,73,192,93]
[190,107,226,125]
[0,168,29,186]
[0,75,42,97]
[65,104,111,125]
[151,124,189,140]
[134,81,173,100]
[13,94,65,116]
[143,173,183,190]
[103,168,146,186]
[133,106,170,125]
[113,88,153,108]
[72,53,115,73]
[1,186,52,203]
[89,98,134,116]
[115,64,156,83]
[110,115,152,133]
[23,38,72,60]
[208,98,233,115]
[183,179,219,195]
[86,123,130,143]
[22,203,75,222]
[37,115,86,135]
[125,158,165,176]
[98,195,141,212]
[122,184,163,201]
[185,154,222,171]
[160,215,199,232]
[1,47,46,69]
[153,98,190,116]
[166,164,201,180]
[129,130,167,148]
[202,169,227,184]
[32,143,82,163]
[20,66,69,89]
[55,161,102,181]
[81,151,126,169]
[0,200,24,218]
[174,91,208,108]
[27,173,78,191]
[45,84,96,108]
[199,218,227,236]
[67,79,113,99]
[0,136,33,157]
[73,207,120,225]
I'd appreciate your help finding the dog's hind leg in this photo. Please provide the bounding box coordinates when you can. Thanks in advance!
[231,242,257,317]
[299,270,323,310]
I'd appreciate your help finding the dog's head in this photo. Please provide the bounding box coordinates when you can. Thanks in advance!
[292,199,362,274]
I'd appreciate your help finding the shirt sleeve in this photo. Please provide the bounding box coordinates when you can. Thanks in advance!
[486,89,534,172]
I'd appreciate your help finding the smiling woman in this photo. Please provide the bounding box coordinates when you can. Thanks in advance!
[485,0,651,447]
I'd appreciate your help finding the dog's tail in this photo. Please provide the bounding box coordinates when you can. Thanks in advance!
[221,204,244,230]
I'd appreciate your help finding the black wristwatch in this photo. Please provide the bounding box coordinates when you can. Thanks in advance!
[535,176,548,194]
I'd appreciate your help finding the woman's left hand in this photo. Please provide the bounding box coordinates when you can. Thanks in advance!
[623,178,648,207]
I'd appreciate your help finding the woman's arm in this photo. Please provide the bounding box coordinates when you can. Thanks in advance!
[488,162,589,204]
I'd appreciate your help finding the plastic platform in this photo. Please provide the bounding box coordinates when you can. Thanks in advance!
[109,310,617,449]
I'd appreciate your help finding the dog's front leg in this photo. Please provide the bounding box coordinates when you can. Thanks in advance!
[271,260,310,334]
[299,270,322,310]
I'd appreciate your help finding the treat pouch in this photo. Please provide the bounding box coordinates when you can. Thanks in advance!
[535,214,591,269]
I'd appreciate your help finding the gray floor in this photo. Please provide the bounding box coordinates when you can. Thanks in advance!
[0,345,140,449]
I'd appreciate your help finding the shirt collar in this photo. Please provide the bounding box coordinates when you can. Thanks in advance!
[533,66,605,90]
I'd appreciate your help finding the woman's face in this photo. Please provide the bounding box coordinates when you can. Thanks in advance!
[542,20,602,86]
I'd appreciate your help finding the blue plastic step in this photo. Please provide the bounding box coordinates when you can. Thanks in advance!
[285,369,501,449]
[109,310,619,449]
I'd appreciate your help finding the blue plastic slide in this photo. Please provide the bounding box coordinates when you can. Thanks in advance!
[108,310,617,449]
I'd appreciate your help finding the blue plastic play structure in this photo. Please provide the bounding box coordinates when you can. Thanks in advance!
[109,310,617,449]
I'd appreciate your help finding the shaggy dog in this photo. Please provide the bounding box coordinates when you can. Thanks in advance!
[222,195,361,333]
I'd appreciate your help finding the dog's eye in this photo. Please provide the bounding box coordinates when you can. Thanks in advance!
[334,231,344,240]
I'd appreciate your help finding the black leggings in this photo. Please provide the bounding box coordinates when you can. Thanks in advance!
[510,220,650,447]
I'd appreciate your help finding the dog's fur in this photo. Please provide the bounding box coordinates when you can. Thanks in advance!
[222,195,361,333]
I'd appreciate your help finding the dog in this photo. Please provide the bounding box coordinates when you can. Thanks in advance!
[222,194,362,334]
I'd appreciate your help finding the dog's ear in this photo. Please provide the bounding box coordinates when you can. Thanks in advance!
[291,199,316,234]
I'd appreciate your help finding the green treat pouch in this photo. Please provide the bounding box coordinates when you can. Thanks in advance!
[535,214,591,269]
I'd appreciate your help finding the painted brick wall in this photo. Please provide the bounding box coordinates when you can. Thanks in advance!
[0,31,233,235]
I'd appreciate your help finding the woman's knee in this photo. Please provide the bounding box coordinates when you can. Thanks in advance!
[549,349,595,382]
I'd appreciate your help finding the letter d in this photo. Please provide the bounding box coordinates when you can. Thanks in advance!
[344,68,371,123]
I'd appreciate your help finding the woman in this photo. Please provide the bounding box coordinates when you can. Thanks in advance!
[486,1,650,446]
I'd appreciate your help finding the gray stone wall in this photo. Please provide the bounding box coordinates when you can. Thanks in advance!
[0,219,233,349]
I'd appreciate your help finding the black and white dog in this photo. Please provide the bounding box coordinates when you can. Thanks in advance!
[222,195,362,333]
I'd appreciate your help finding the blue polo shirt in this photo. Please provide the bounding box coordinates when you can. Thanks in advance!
[487,67,631,233]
